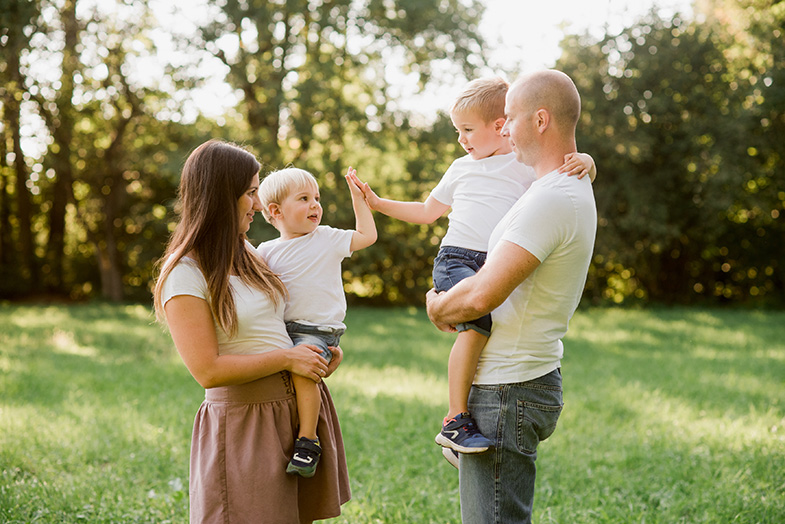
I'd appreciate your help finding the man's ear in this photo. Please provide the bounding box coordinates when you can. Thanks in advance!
[535,109,550,134]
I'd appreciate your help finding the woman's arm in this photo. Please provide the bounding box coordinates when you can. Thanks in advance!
[164,295,329,389]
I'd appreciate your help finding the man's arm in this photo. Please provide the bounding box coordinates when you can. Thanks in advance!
[426,240,541,331]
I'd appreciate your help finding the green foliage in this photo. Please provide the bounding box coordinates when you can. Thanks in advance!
[558,7,784,305]
[1,303,783,522]
[1,2,783,306]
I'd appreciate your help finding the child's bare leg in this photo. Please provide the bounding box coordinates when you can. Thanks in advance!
[291,374,321,440]
[447,329,488,418]
[436,328,493,454]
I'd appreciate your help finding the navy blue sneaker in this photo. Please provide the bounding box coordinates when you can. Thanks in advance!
[435,412,492,453]
[286,437,321,478]
[442,446,460,469]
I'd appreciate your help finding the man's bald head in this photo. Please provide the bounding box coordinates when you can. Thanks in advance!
[509,70,581,134]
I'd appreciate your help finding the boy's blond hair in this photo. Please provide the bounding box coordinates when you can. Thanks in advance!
[450,76,509,123]
[259,167,319,224]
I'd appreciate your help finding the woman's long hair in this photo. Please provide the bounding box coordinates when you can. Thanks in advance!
[153,139,287,337]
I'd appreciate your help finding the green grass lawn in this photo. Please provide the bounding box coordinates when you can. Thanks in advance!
[0,303,783,523]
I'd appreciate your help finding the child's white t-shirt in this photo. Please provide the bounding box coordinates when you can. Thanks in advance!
[429,152,536,252]
[257,226,354,330]
[160,257,293,355]
[475,171,597,385]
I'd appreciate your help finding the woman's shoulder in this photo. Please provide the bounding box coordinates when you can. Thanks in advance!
[162,256,207,299]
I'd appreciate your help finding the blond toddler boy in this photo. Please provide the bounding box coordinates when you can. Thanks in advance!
[257,166,376,477]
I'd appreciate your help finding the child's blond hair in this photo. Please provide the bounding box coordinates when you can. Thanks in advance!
[259,167,319,224]
[450,77,509,123]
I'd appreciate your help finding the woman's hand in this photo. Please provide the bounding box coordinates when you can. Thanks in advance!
[324,345,343,378]
[286,344,329,382]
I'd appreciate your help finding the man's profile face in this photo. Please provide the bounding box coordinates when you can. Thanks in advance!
[501,84,535,165]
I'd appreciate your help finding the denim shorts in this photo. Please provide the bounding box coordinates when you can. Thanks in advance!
[285,321,344,364]
[432,246,491,336]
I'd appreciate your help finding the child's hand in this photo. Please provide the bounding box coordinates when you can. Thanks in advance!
[558,152,592,180]
[345,167,365,198]
[346,168,381,210]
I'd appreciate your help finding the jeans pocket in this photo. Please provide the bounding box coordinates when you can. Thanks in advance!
[516,400,563,454]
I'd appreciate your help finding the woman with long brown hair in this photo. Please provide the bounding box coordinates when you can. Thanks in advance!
[153,139,350,523]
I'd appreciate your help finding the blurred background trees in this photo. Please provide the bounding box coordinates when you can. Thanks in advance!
[0,0,782,306]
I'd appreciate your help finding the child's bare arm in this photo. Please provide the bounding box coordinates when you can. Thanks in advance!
[346,168,377,252]
[558,152,597,182]
[350,172,449,224]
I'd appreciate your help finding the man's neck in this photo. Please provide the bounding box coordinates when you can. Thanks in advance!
[534,141,577,178]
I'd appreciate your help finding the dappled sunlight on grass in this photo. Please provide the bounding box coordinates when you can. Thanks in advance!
[330,364,447,408]
[51,328,99,357]
[541,307,785,523]
[2,304,783,523]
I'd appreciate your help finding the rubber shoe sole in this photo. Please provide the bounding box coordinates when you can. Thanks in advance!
[286,461,317,478]
[442,446,460,469]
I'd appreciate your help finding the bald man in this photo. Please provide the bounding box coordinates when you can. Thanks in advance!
[426,70,597,523]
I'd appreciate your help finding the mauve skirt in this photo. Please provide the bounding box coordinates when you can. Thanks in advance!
[189,372,351,524]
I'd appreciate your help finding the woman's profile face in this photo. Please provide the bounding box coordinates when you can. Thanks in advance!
[237,173,262,234]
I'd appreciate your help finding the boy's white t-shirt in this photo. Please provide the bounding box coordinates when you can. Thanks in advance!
[429,152,536,252]
[160,257,293,355]
[475,170,597,385]
[257,225,354,329]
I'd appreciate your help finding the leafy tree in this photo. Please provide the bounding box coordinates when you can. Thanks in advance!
[558,5,784,305]
[0,0,41,294]
[696,0,785,303]
[194,0,487,304]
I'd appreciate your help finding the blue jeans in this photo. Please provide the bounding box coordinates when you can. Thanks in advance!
[432,246,491,336]
[285,321,344,364]
[460,369,563,524]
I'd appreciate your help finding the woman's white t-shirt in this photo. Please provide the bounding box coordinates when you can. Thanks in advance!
[161,257,292,355]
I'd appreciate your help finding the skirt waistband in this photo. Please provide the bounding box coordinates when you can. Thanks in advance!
[204,372,295,403]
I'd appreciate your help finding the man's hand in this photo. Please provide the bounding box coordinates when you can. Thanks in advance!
[426,288,457,333]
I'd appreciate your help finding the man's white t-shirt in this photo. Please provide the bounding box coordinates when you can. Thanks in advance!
[161,257,293,355]
[257,226,354,330]
[475,170,597,385]
[430,153,536,252]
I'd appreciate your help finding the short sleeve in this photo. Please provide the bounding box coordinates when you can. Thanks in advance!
[317,226,353,257]
[499,187,573,263]
[161,258,209,306]
[429,159,461,206]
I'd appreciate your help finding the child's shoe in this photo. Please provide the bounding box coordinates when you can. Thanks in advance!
[435,412,492,453]
[286,436,322,478]
[442,446,460,469]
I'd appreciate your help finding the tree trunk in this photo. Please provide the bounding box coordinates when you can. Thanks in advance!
[6,54,36,288]
[46,0,78,292]
[0,132,11,267]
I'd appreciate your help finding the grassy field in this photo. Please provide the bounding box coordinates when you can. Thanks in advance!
[0,303,783,523]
